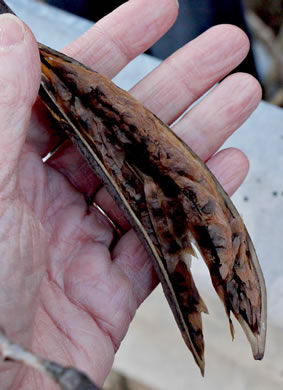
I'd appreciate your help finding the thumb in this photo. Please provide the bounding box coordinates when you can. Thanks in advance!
[0,14,41,193]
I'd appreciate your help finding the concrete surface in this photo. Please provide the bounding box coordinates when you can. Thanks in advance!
[6,1,283,389]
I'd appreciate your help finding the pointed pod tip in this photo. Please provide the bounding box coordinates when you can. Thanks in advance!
[200,363,205,377]
[236,314,266,362]
[254,351,264,361]
[252,332,266,361]
[229,318,235,341]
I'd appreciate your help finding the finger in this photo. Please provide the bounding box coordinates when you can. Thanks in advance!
[64,0,178,76]
[0,15,42,387]
[206,147,249,196]
[0,15,40,194]
[29,0,178,159]
[112,229,159,305]
[131,24,250,124]
[112,147,249,303]
[62,238,155,363]
[173,73,262,161]
[95,186,130,231]
[45,139,102,198]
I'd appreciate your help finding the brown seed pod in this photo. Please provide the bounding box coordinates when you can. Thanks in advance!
[39,44,267,374]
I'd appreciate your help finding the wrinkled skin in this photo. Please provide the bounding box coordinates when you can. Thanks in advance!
[0,0,262,388]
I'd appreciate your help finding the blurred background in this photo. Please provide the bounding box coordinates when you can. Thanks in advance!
[39,0,283,107]
[17,1,283,389]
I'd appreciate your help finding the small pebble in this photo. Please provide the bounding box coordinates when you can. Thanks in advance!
[243,196,249,202]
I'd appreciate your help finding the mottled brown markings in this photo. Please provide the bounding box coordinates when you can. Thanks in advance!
[37,44,267,374]
[144,176,205,365]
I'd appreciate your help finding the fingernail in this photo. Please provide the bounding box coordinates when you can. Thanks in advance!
[0,14,25,49]
[175,0,179,8]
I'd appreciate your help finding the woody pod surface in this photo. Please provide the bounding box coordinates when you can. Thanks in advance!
[0,1,267,376]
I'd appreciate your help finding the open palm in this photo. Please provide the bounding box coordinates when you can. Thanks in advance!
[0,0,261,388]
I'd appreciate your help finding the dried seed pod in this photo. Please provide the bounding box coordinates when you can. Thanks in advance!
[38,44,267,373]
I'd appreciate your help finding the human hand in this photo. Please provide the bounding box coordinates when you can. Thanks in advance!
[0,0,261,388]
